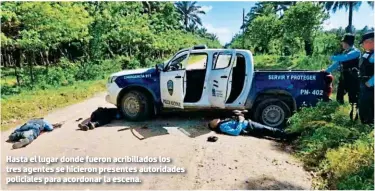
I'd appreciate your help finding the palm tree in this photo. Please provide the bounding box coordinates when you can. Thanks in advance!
[241,1,295,29]
[175,1,206,30]
[197,27,207,36]
[321,1,374,33]
[187,23,199,33]
[209,33,218,41]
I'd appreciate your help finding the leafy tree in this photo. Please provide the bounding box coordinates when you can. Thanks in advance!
[282,2,328,56]
[242,3,274,29]
[175,1,205,30]
[1,1,221,87]
[241,2,295,29]
[187,23,199,33]
[245,14,281,53]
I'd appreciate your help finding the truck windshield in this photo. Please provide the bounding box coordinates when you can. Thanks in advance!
[163,50,189,71]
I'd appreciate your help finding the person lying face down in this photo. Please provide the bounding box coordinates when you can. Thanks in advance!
[208,110,283,137]
[78,107,123,131]
[8,118,62,149]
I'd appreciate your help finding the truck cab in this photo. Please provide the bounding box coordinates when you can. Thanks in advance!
[160,46,253,110]
[106,45,333,128]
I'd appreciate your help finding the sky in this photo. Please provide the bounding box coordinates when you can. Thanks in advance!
[197,1,375,45]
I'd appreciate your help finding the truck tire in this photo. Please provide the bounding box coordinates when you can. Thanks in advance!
[253,98,291,129]
[120,90,151,121]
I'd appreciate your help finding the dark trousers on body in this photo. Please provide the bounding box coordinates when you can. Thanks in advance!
[245,120,286,138]
[336,71,360,104]
[359,84,374,125]
[80,108,120,128]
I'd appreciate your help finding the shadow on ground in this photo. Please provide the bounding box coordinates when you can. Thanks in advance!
[113,118,211,140]
[73,110,302,142]
[246,176,305,190]
[107,110,237,140]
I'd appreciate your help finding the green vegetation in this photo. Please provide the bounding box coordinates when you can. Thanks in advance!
[1,1,220,129]
[287,102,374,190]
[1,1,221,91]
[228,1,373,56]
[1,80,106,131]
[1,1,374,189]
[253,54,331,70]
[229,4,374,189]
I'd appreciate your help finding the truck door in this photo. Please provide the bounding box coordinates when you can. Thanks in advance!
[160,51,190,109]
[208,50,236,108]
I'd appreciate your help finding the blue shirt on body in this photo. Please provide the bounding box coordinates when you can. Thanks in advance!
[219,120,249,136]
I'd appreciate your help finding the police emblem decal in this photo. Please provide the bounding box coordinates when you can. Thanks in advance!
[167,80,174,96]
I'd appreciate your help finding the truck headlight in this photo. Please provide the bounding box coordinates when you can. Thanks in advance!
[108,76,118,83]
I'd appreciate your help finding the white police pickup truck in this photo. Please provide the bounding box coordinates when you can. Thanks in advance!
[106,45,333,128]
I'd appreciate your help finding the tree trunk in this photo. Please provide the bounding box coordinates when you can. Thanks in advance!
[346,2,353,33]
[106,42,115,58]
[14,49,21,86]
[184,15,188,30]
[28,52,34,85]
[46,50,50,70]
[304,39,313,56]
[40,51,46,65]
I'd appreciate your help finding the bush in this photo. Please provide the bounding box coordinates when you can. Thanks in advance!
[291,54,330,70]
[1,85,21,97]
[127,59,141,69]
[253,54,281,69]
[323,131,374,189]
[287,101,374,189]
[336,163,374,190]
[287,101,341,134]
[1,56,163,97]
[296,124,355,167]
[252,54,331,71]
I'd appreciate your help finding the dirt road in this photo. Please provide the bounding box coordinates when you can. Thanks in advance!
[1,93,312,190]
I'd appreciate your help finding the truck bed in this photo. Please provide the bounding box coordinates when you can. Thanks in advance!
[249,70,332,108]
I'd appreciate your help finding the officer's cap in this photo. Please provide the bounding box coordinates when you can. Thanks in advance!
[341,33,355,46]
[360,31,374,44]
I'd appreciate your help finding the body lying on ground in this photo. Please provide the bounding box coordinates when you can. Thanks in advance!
[8,118,62,149]
[78,107,123,131]
[208,110,286,138]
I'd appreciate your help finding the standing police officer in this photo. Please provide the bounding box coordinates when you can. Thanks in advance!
[358,31,374,125]
[326,34,361,106]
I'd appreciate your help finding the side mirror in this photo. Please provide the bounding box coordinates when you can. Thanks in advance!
[156,63,164,72]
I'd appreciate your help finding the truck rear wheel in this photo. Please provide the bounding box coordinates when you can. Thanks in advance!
[253,98,291,129]
[120,90,151,121]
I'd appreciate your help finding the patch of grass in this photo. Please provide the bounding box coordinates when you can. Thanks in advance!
[1,76,17,86]
[287,101,374,189]
[253,54,330,70]
[1,80,106,131]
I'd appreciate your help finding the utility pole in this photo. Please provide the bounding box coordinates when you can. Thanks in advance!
[242,8,245,49]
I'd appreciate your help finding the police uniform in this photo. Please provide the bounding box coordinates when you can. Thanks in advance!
[326,34,360,104]
[358,31,374,125]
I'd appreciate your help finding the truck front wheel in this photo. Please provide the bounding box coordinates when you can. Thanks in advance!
[120,90,151,121]
[253,98,291,129]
